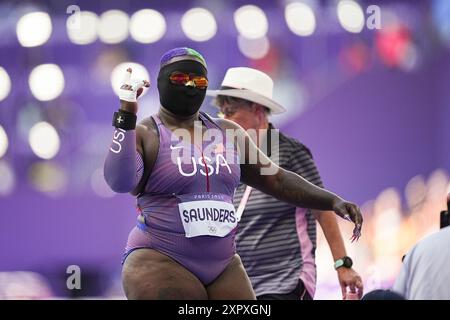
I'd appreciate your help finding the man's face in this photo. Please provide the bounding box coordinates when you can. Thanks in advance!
[220,100,260,131]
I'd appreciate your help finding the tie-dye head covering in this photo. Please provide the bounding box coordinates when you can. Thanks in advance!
[160,47,207,68]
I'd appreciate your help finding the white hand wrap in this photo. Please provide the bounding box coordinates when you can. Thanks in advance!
[118,69,148,102]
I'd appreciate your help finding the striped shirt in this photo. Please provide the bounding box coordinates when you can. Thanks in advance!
[234,124,323,297]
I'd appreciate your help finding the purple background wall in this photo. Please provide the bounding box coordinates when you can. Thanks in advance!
[284,53,448,202]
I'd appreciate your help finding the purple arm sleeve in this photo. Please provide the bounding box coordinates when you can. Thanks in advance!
[104,128,144,193]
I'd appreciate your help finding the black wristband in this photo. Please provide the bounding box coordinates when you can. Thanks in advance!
[112,110,137,130]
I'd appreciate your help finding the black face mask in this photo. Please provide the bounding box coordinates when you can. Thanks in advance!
[157,60,207,116]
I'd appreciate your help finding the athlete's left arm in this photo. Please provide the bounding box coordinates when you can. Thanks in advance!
[216,118,363,233]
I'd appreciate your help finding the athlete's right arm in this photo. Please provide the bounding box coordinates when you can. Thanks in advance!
[104,127,144,193]
[104,68,150,193]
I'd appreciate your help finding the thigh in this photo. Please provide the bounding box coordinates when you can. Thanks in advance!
[122,248,208,300]
[206,254,256,300]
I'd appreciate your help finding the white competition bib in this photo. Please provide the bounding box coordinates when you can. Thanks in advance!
[178,198,238,238]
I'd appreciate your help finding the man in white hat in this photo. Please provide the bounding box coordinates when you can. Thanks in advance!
[207,67,363,300]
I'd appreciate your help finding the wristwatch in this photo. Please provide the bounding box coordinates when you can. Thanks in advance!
[334,256,353,270]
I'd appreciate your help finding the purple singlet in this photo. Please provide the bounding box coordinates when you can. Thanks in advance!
[123,112,241,285]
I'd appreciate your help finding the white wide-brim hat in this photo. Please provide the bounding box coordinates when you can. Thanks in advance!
[207,67,286,114]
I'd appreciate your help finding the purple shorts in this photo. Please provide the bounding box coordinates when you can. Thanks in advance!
[122,221,236,285]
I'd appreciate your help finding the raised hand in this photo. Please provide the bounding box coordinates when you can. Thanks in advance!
[119,68,150,114]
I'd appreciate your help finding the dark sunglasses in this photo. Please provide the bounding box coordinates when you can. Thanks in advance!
[169,72,208,89]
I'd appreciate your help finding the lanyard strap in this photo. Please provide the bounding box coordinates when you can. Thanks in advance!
[236,185,253,222]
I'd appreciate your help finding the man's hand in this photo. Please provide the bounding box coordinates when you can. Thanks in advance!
[337,267,364,299]
[119,68,150,114]
[332,199,363,242]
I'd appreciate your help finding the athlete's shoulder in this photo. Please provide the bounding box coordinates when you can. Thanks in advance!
[137,116,158,136]
[208,116,244,132]
[197,111,231,131]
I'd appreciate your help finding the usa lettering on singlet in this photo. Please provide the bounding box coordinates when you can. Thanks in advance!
[176,154,232,177]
